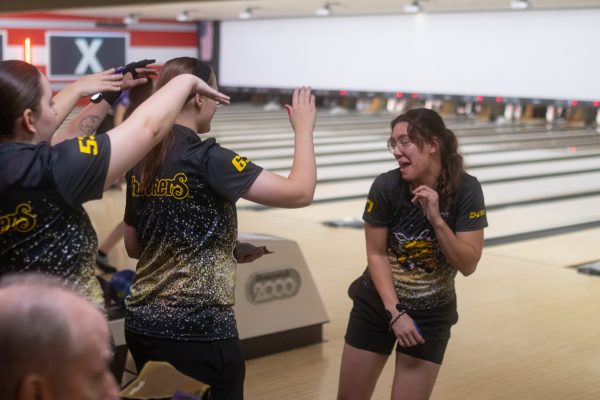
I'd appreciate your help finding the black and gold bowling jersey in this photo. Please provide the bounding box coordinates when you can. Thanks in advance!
[363,170,487,310]
[0,135,110,308]
[124,124,262,341]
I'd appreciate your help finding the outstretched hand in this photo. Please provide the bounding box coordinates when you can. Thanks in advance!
[284,87,316,134]
[72,69,123,97]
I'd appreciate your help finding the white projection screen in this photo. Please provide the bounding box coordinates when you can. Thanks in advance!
[220,9,600,101]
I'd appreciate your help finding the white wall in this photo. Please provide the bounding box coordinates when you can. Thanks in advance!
[220,9,600,101]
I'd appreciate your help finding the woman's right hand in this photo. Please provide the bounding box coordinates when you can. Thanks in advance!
[285,87,316,135]
[391,313,425,347]
[193,76,231,105]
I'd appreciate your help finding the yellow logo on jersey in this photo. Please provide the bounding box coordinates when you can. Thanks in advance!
[0,203,37,235]
[468,209,486,219]
[365,199,374,213]
[77,135,98,156]
[393,239,439,274]
[232,155,249,172]
[130,173,190,200]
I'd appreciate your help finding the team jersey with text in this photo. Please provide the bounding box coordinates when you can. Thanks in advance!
[363,170,487,310]
[124,124,263,341]
[0,135,110,308]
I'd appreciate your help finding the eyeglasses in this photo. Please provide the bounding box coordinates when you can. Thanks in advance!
[387,136,412,152]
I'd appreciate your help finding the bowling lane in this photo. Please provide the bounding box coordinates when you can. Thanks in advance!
[238,170,600,208]
[308,151,600,183]
[257,147,600,171]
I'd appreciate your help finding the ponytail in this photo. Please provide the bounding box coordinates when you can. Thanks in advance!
[436,128,464,210]
[137,57,214,193]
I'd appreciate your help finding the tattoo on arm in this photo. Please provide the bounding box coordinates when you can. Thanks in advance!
[79,115,102,136]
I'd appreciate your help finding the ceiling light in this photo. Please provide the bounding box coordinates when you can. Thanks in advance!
[404,1,421,14]
[176,10,190,22]
[510,0,529,10]
[316,4,332,17]
[123,13,139,24]
[239,7,253,19]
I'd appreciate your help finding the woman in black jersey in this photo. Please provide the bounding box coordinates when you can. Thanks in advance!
[337,108,487,400]
[0,60,229,308]
[122,57,316,399]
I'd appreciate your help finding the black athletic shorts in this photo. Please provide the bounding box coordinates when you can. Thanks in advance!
[344,274,458,364]
[125,330,245,400]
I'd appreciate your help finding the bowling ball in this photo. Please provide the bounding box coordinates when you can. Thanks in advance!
[109,269,135,305]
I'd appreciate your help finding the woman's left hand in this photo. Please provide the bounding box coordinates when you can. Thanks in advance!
[71,69,124,97]
[121,67,158,90]
[410,185,443,224]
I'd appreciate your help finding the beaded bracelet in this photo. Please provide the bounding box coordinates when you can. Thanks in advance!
[388,309,406,331]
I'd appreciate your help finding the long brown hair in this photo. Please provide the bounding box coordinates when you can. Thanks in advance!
[0,60,43,138]
[122,78,154,121]
[137,57,214,192]
[390,108,464,210]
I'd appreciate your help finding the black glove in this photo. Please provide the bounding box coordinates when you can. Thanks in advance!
[90,59,156,104]
[114,58,156,79]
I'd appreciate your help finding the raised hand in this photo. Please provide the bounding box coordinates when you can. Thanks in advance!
[72,69,123,97]
[122,67,158,90]
[285,87,316,135]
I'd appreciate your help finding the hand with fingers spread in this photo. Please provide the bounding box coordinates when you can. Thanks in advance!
[55,68,123,101]
[410,184,443,225]
[79,69,122,95]
[284,86,316,136]
[389,311,425,347]
[69,69,125,97]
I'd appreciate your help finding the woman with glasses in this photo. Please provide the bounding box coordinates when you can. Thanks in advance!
[122,57,316,400]
[337,108,487,400]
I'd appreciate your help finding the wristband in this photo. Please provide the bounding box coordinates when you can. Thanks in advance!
[385,303,406,330]
[90,90,122,106]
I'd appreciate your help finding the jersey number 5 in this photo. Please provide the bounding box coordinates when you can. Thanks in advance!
[78,135,98,156]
